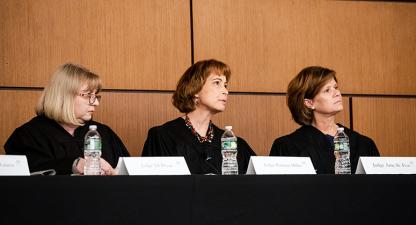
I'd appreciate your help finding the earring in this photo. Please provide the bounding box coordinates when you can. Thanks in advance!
[311,106,315,110]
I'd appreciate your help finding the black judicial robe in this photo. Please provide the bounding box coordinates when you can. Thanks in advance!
[142,117,256,174]
[4,115,130,174]
[270,125,380,174]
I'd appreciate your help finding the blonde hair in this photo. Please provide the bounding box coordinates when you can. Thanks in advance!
[36,63,102,126]
[172,59,231,113]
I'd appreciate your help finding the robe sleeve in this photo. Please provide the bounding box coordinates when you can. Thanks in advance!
[269,136,294,156]
[142,126,176,156]
[236,137,256,174]
[98,124,130,168]
[369,139,380,156]
[4,127,75,174]
[104,125,130,157]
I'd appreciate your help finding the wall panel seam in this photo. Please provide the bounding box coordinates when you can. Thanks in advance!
[189,0,194,65]
[2,87,416,99]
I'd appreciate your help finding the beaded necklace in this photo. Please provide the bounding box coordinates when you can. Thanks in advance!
[184,115,214,143]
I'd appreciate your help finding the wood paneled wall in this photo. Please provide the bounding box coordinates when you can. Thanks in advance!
[353,97,416,156]
[193,0,416,94]
[0,0,190,89]
[1,0,415,157]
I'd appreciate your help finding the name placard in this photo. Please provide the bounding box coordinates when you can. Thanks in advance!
[356,157,416,174]
[0,155,30,176]
[246,156,316,175]
[115,157,191,175]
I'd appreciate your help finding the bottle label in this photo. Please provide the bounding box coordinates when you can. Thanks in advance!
[222,140,237,150]
[334,142,349,152]
[85,139,102,150]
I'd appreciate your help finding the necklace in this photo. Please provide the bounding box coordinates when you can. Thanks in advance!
[184,115,214,143]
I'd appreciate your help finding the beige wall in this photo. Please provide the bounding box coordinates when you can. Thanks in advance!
[1,0,415,156]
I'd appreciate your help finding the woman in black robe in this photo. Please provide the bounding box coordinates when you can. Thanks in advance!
[142,59,256,174]
[5,63,130,175]
[270,66,379,174]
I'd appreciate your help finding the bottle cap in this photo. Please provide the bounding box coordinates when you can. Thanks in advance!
[89,125,97,130]
[337,127,344,131]
[225,125,233,130]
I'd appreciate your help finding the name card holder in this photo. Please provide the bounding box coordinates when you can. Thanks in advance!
[115,157,191,175]
[356,157,416,174]
[0,155,30,176]
[246,156,316,175]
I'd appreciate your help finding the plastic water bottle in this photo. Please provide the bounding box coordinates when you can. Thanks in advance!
[84,125,102,175]
[221,126,238,175]
[334,127,351,174]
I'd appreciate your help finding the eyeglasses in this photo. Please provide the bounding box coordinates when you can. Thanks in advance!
[78,93,102,104]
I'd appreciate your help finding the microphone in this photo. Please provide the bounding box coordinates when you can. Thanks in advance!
[205,156,221,175]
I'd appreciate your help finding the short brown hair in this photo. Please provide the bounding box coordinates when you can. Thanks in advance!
[172,59,231,113]
[36,63,102,126]
[287,66,337,125]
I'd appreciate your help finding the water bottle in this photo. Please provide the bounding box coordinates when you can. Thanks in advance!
[84,125,102,175]
[221,126,238,175]
[334,127,351,174]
